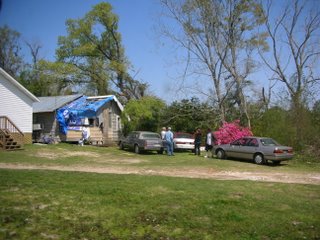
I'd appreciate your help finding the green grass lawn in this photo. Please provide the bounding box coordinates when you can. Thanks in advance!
[0,143,319,173]
[0,143,319,239]
[1,169,319,240]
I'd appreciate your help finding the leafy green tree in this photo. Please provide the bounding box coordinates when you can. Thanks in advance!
[162,97,218,133]
[121,97,166,135]
[0,25,24,77]
[56,2,146,100]
[312,101,320,123]
[251,107,295,146]
[18,42,70,97]
[309,101,320,157]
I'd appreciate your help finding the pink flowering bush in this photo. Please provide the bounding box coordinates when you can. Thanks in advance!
[214,120,253,145]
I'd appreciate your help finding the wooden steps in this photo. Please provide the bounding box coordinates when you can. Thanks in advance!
[0,130,23,150]
[0,116,24,151]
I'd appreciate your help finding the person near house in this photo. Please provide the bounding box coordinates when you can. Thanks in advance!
[205,128,215,158]
[194,128,202,156]
[80,126,90,146]
[164,127,174,156]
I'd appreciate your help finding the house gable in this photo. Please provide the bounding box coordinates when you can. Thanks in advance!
[0,68,39,137]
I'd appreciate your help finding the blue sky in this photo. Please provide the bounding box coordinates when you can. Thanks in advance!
[1,0,318,105]
[0,0,178,100]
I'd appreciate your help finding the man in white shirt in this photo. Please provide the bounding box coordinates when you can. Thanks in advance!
[205,128,214,158]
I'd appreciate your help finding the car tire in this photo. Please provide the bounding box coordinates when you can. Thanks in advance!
[134,144,140,154]
[254,153,265,165]
[216,149,225,159]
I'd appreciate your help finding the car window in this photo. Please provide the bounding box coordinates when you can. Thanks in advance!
[141,133,160,139]
[246,138,259,147]
[128,133,135,138]
[175,133,193,139]
[231,138,248,146]
[260,138,279,146]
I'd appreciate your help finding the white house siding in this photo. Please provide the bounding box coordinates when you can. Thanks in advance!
[0,72,36,142]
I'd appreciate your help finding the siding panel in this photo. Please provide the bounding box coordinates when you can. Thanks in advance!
[0,74,34,133]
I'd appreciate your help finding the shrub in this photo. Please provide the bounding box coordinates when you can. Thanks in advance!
[214,120,253,144]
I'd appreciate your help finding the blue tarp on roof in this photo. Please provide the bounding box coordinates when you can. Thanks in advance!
[56,95,114,134]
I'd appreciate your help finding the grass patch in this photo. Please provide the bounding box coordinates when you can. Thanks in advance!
[0,143,319,174]
[1,169,319,239]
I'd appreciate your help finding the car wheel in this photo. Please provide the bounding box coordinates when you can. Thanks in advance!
[254,153,265,165]
[272,160,281,165]
[134,144,140,154]
[216,149,225,159]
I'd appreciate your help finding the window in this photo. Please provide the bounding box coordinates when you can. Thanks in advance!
[260,138,279,146]
[89,118,94,126]
[246,138,258,147]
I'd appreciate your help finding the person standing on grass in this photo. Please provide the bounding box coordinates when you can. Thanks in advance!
[160,127,166,140]
[205,128,215,158]
[164,127,174,156]
[194,128,202,156]
[160,126,167,154]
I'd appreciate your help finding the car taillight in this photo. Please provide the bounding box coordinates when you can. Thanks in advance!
[274,148,284,154]
[287,148,293,153]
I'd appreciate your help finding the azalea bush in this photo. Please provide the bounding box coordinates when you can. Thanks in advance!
[214,120,253,145]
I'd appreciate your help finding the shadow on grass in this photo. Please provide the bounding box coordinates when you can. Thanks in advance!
[213,157,289,167]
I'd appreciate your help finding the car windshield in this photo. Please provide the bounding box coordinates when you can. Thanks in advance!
[175,133,193,139]
[141,133,160,139]
[260,138,279,146]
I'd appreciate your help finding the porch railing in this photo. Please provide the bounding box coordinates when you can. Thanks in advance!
[0,116,24,150]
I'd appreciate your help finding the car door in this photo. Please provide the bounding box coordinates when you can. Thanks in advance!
[227,138,244,158]
[124,132,136,149]
[241,138,259,159]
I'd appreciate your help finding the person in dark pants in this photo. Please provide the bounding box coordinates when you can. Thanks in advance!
[194,128,202,156]
[205,128,215,158]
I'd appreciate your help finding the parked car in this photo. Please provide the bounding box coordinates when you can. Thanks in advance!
[173,132,195,151]
[118,131,164,154]
[213,137,294,165]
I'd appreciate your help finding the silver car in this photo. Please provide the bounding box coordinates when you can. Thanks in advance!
[119,131,164,154]
[213,137,294,165]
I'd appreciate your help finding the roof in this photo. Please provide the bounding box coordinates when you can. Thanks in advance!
[0,67,39,103]
[33,94,83,113]
[87,95,124,111]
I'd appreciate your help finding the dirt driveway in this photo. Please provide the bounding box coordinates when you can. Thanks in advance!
[1,162,320,185]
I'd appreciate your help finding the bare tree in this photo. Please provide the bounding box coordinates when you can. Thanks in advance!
[260,0,320,145]
[160,0,227,123]
[160,0,267,127]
